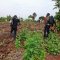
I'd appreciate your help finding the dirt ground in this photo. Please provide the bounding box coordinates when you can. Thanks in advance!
[0,22,24,60]
[0,22,60,60]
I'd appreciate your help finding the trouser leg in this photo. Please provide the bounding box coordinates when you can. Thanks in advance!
[46,28,49,37]
[44,29,46,37]
[13,28,17,40]
[44,26,50,38]
[11,26,13,33]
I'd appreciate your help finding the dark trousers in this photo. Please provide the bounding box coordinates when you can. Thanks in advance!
[44,25,50,38]
[11,26,17,40]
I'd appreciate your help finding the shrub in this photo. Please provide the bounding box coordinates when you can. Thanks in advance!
[15,28,29,48]
[54,12,60,21]
[23,31,46,60]
[54,12,60,31]
[15,38,20,49]
[45,32,60,55]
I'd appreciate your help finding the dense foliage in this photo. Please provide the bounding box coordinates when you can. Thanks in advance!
[0,15,12,22]
[45,32,60,55]
[54,11,60,30]
[15,29,46,60]
[15,27,60,60]
[52,0,60,12]
[23,31,46,60]
[54,12,60,21]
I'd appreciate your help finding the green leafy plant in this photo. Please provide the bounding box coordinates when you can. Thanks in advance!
[45,32,60,55]
[54,12,60,21]
[23,31,46,60]
[54,12,60,31]
[57,24,60,30]
[15,29,46,60]
[56,21,60,31]
[15,38,20,49]
[15,28,29,48]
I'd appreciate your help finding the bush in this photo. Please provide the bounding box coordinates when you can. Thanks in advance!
[15,38,20,49]
[54,12,60,21]
[15,29,46,60]
[45,32,60,55]
[23,31,46,60]
[15,27,60,60]
[56,24,60,31]
[15,28,29,48]
[54,12,60,30]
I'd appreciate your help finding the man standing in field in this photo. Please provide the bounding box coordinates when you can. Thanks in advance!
[44,13,50,38]
[44,13,56,38]
[10,15,20,40]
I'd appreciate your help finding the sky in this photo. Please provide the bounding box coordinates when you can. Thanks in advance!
[0,0,58,19]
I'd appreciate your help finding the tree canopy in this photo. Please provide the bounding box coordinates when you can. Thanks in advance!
[52,0,60,12]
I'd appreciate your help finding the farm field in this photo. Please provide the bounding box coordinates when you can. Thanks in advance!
[0,21,60,60]
[0,0,60,60]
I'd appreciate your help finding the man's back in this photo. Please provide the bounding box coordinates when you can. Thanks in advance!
[12,18,20,28]
[49,16,55,26]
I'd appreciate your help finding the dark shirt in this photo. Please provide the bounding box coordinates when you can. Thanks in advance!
[12,18,20,28]
[45,20,50,29]
[49,16,56,26]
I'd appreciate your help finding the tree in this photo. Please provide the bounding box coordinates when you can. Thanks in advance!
[32,12,37,20]
[39,16,44,20]
[28,12,37,21]
[0,17,7,22]
[52,0,60,12]
[53,0,60,30]
[54,11,60,20]
[7,15,12,21]
[28,15,32,18]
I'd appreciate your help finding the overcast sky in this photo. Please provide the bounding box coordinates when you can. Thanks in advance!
[0,0,58,19]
